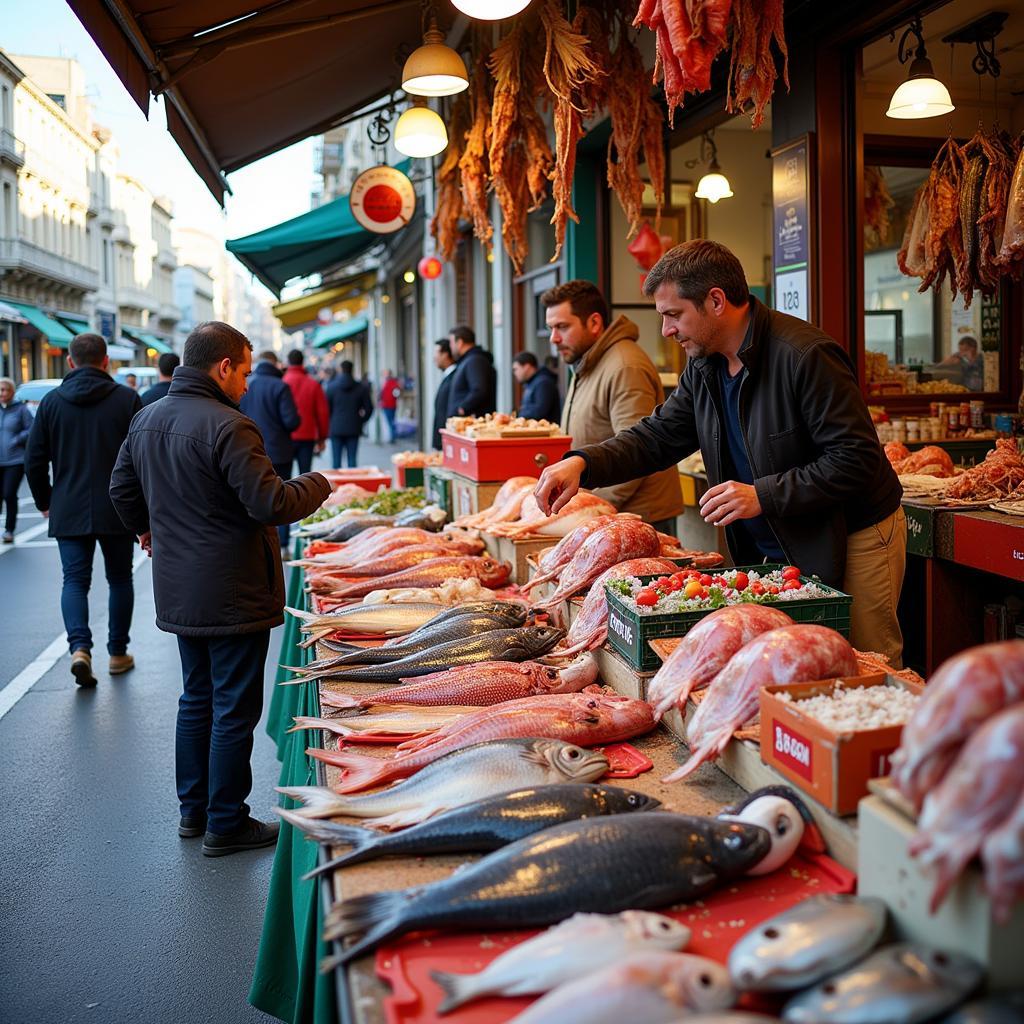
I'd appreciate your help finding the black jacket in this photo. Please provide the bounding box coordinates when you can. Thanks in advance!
[109,367,331,636]
[573,297,902,586]
[326,372,374,438]
[140,380,172,406]
[519,365,561,422]
[25,366,141,537]
[432,367,455,450]
[447,345,496,418]
[239,361,301,464]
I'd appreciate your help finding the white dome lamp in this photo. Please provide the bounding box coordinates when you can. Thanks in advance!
[394,97,449,158]
[402,17,468,97]
[450,0,533,20]
[694,133,733,204]
[886,14,955,120]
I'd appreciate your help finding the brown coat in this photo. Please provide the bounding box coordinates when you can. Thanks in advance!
[561,315,683,522]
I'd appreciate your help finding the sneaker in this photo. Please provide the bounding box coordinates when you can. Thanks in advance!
[108,653,135,675]
[70,649,97,687]
[2,531,12,544]
[202,817,280,858]
[179,815,207,839]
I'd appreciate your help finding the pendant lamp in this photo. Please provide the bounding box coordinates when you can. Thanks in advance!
[450,0,533,19]
[693,134,733,204]
[886,15,955,120]
[394,97,448,158]
[402,20,468,96]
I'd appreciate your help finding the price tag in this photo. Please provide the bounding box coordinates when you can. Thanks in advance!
[774,268,808,322]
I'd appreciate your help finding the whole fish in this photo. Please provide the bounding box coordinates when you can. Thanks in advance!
[430,911,689,1014]
[718,786,823,876]
[321,506,446,541]
[320,654,599,710]
[647,605,794,721]
[323,812,770,965]
[276,737,609,830]
[982,786,1024,926]
[289,784,660,876]
[492,492,618,540]
[505,952,734,1024]
[285,602,443,646]
[316,540,486,578]
[287,707,479,738]
[782,943,983,1024]
[728,895,887,992]
[300,527,450,566]
[454,476,538,528]
[524,514,640,591]
[665,626,859,783]
[311,691,654,793]
[322,516,396,541]
[327,556,511,599]
[942,994,1024,1023]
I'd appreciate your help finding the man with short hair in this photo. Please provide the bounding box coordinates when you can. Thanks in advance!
[326,359,374,468]
[535,240,906,665]
[540,279,682,530]
[446,325,496,418]
[140,351,180,406]
[124,373,138,391]
[110,322,331,855]
[512,351,561,423]
[282,348,328,474]
[25,333,142,685]
[431,339,456,450]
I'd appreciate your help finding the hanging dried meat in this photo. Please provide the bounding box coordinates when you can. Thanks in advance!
[430,89,471,263]
[458,55,494,251]
[998,134,1024,273]
[918,137,966,298]
[726,0,788,130]
[863,166,895,250]
[897,182,929,278]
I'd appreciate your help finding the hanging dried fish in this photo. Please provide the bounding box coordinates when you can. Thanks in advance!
[459,56,494,251]
[978,130,1017,289]
[918,137,965,298]
[958,135,989,304]
[430,89,471,263]
[998,134,1024,272]
[897,182,929,278]
[727,0,788,130]
[863,166,895,249]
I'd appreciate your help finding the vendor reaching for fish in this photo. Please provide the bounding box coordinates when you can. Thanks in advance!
[535,241,906,666]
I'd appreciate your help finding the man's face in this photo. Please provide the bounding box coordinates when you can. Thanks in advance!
[959,341,977,360]
[448,334,466,359]
[220,348,253,404]
[511,361,529,384]
[0,382,13,404]
[545,301,601,365]
[654,283,719,360]
[126,375,137,389]
[434,347,451,370]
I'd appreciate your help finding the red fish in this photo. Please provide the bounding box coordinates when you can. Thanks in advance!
[523,514,640,592]
[325,557,512,600]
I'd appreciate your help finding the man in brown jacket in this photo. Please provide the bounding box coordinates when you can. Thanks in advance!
[543,280,682,531]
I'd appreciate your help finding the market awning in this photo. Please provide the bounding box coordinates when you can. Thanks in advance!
[271,273,375,329]
[4,301,73,347]
[121,327,174,354]
[55,314,90,336]
[0,301,29,324]
[66,0,438,204]
[312,315,369,348]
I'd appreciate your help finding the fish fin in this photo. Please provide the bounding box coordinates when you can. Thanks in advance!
[309,748,395,793]
[274,788,350,819]
[279,812,376,851]
[322,889,410,947]
[319,692,361,710]
[430,970,475,1015]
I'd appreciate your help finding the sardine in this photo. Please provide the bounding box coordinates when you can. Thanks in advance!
[728,895,887,992]
[782,944,983,1023]
[289,783,659,876]
[276,737,608,830]
[322,812,771,966]
[430,910,689,1013]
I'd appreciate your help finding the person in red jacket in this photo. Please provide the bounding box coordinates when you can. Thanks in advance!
[378,369,401,443]
[282,349,328,473]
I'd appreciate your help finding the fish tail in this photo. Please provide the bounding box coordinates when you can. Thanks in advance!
[306,747,396,792]
[321,891,411,964]
[430,970,476,1015]
[286,716,353,736]
[274,787,352,819]
[278,675,316,686]
[285,606,316,621]
[318,692,360,710]
[661,729,731,783]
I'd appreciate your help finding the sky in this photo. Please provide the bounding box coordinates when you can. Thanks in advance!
[0,0,319,297]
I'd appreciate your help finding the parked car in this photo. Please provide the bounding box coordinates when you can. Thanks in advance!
[14,378,62,414]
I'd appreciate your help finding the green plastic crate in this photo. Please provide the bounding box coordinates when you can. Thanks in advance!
[397,465,425,488]
[605,564,853,672]
[424,467,453,517]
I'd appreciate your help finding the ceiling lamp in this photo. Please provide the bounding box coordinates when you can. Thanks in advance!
[886,14,955,120]
[450,0,533,19]
[394,97,448,158]
[402,19,468,96]
[693,133,733,204]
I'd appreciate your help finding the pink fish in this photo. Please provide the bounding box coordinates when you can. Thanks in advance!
[982,786,1024,925]
[489,492,617,539]
[326,556,512,600]
[454,477,537,528]
[310,541,484,580]
[523,514,641,592]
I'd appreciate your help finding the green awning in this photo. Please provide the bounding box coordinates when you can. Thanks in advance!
[312,315,369,349]
[55,314,90,337]
[121,327,174,354]
[5,301,74,347]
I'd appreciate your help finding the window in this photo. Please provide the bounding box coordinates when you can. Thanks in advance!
[102,238,111,285]
[2,183,10,237]
[0,85,9,129]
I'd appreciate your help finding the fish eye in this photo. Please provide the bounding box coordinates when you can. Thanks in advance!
[822,983,837,995]
[656,919,673,931]
[723,833,742,849]
[763,927,780,940]
[775,813,791,836]
[934,952,949,967]
[628,794,641,806]
[698,973,712,987]
[565,748,581,759]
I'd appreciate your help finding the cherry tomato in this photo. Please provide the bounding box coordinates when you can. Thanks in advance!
[782,566,802,581]
[750,582,765,596]
[670,572,686,585]
[683,580,703,599]
[666,577,682,591]
[782,579,803,591]
[635,588,659,606]
[653,577,671,591]
[767,585,781,595]
[699,574,713,586]
[733,571,749,591]
[711,576,728,587]
[700,587,710,599]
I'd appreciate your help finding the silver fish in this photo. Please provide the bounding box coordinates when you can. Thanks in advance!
[782,944,983,1024]
[729,894,887,992]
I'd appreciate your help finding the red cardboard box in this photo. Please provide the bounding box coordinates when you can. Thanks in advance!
[441,429,571,481]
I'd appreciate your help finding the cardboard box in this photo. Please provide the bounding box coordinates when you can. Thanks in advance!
[450,474,504,521]
[441,429,570,481]
[496,534,555,586]
[759,673,924,816]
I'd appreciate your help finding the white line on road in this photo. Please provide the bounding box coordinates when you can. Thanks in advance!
[0,549,150,723]
[0,519,50,555]
[13,540,58,548]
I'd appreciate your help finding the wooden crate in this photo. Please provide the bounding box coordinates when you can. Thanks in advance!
[450,474,504,521]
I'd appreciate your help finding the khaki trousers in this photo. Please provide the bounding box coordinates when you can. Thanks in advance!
[841,508,907,669]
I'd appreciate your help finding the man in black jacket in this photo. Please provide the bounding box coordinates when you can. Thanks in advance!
[140,351,180,406]
[110,322,330,855]
[326,359,373,468]
[446,325,496,418]
[25,333,142,686]
[513,351,561,422]
[536,241,906,665]
[239,350,301,546]
[431,338,456,450]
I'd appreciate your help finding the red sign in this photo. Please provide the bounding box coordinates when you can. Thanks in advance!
[953,514,1024,582]
[418,255,443,280]
[362,185,404,224]
[770,718,813,781]
[870,744,899,779]
[349,165,416,234]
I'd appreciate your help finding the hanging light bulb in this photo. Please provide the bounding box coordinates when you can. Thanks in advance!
[450,0,532,20]
[394,97,448,158]
[693,133,733,204]
[886,15,955,119]
[402,18,468,96]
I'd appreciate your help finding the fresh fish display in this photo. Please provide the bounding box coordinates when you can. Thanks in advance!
[379,600,528,644]
[718,786,822,876]
[325,556,512,600]
[309,541,487,581]
[942,994,1024,1023]
[323,812,771,966]
[647,605,794,721]
[891,640,1024,810]
[298,526,460,567]
[321,506,447,540]
[454,476,538,528]
[523,514,640,591]
[728,895,887,992]
[361,578,504,606]
[982,786,1024,925]
[909,703,1024,913]
[290,784,659,875]
[287,707,479,738]
[664,626,859,783]
[311,691,654,793]
[489,492,618,539]
[277,738,609,829]
[430,911,689,1014]
[319,655,599,710]
[782,943,983,1024]
[504,951,734,1024]
[284,602,443,646]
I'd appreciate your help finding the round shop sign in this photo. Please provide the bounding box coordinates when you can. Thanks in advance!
[350,165,416,234]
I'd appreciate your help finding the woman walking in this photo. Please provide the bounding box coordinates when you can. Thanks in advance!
[0,377,33,543]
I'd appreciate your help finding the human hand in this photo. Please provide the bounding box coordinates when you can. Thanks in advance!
[535,456,586,515]
[314,441,325,455]
[699,481,762,527]
[42,510,49,519]
[139,531,153,556]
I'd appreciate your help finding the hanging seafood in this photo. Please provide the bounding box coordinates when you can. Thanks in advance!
[863,167,895,250]
[430,88,471,263]
[459,54,495,251]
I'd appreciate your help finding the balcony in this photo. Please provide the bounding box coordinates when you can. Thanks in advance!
[157,302,180,324]
[156,247,176,271]
[0,128,24,169]
[0,237,98,293]
[117,285,157,313]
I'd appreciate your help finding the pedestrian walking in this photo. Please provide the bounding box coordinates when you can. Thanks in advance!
[140,352,180,406]
[109,322,331,856]
[378,368,401,443]
[24,334,142,685]
[431,339,456,450]
[512,351,561,422]
[124,373,138,391]
[0,376,34,543]
[282,349,328,474]
[326,359,373,468]
[239,351,301,547]
[446,325,496,418]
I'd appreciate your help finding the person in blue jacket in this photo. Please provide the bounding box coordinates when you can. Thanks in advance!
[0,376,34,543]
[326,359,374,468]
[513,351,562,423]
[446,325,496,418]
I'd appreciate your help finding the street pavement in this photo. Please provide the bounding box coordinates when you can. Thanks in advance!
[0,440,399,1023]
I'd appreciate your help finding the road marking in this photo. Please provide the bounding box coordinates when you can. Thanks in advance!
[15,540,58,548]
[0,519,50,555]
[0,549,150,722]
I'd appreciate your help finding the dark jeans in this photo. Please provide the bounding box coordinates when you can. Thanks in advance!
[1,464,23,533]
[381,407,396,442]
[175,630,271,834]
[56,535,135,655]
[272,461,292,547]
[330,435,359,469]
[293,440,316,476]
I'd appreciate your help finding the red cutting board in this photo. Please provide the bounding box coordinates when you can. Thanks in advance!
[373,851,856,1024]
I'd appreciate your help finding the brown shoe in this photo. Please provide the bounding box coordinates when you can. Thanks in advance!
[71,649,97,687]
[108,654,135,675]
